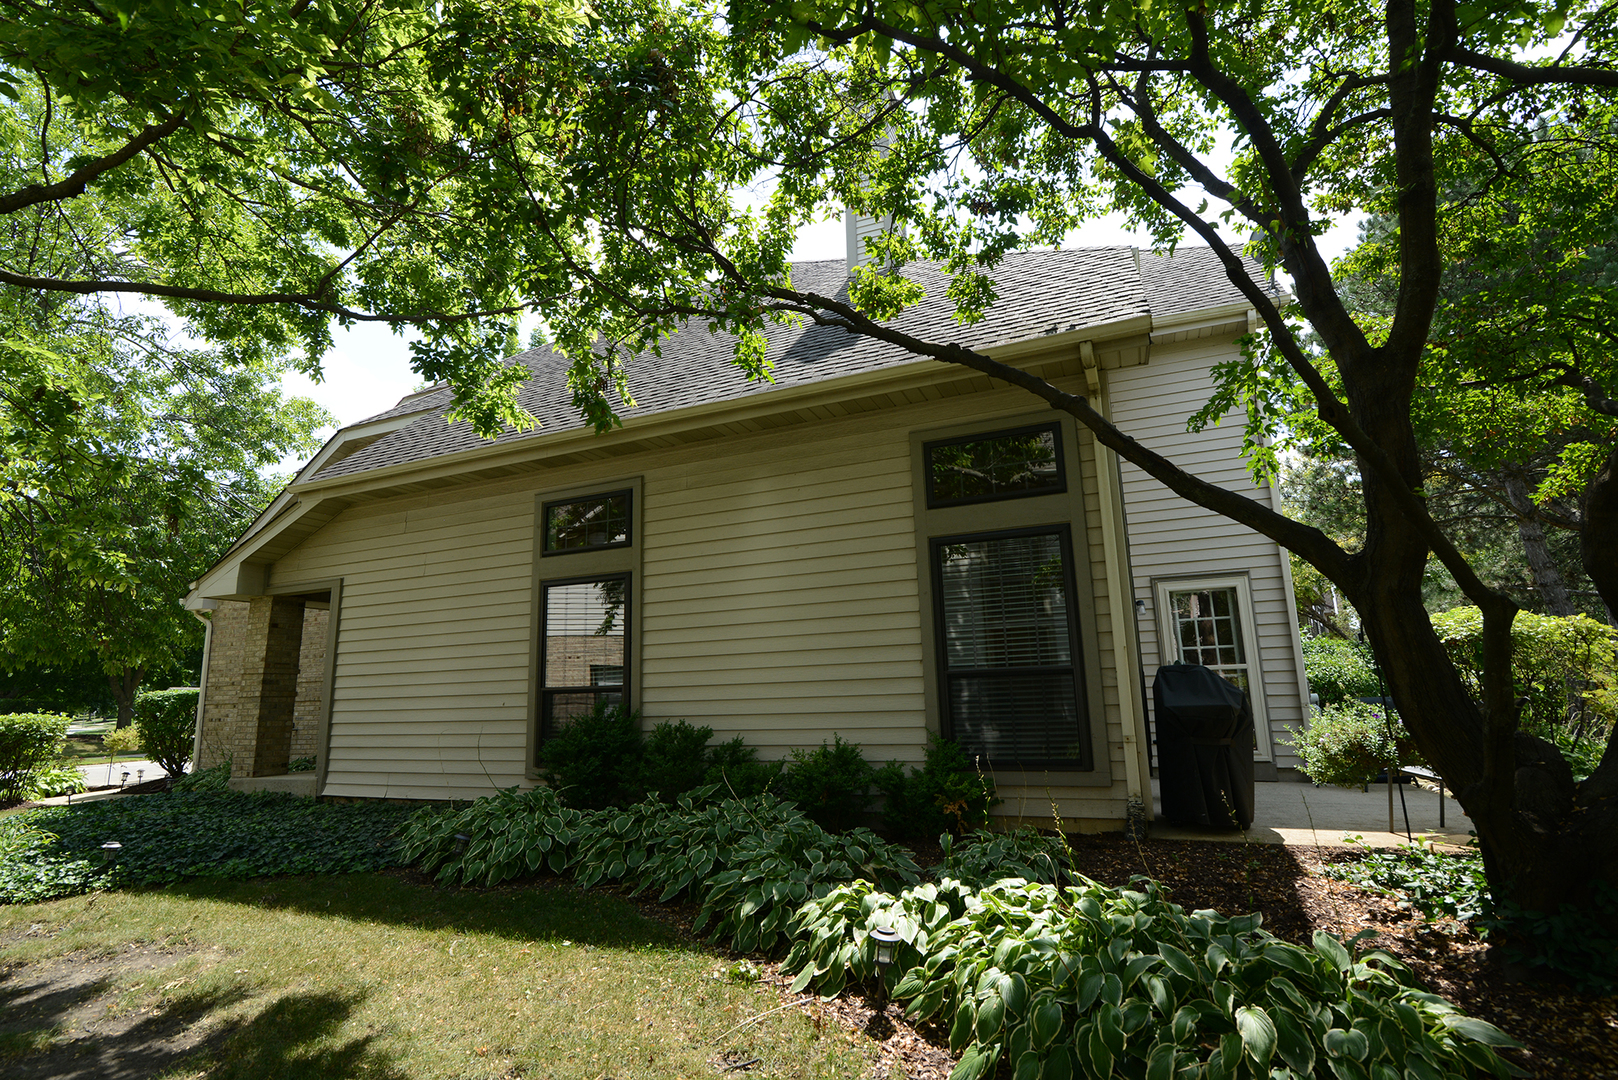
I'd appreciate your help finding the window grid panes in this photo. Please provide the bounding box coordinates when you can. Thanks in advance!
[539,575,628,744]
[543,491,631,553]
[1170,587,1249,692]
[925,425,1064,506]
[934,529,1088,768]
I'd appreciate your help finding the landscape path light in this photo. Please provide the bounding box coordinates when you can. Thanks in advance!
[870,925,901,1008]
[453,833,472,856]
[100,841,122,868]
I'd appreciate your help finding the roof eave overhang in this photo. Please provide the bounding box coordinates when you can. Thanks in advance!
[291,311,1158,502]
[206,295,1278,579]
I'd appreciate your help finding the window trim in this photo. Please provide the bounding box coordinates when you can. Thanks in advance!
[1151,572,1274,762]
[540,488,634,556]
[922,422,1067,509]
[929,523,1092,771]
[536,570,632,752]
[909,412,1111,786]
[527,477,642,777]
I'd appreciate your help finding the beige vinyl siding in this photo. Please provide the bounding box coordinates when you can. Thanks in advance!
[271,490,537,799]
[266,377,1132,821]
[1107,336,1307,770]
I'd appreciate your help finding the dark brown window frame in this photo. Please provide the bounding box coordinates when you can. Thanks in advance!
[536,570,632,756]
[540,489,634,556]
[928,523,1092,771]
[922,423,1066,509]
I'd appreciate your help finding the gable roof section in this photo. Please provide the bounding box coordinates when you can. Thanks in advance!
[309,246,1273,485]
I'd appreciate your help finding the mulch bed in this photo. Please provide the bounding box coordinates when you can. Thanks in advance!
[630,834,1617,1080]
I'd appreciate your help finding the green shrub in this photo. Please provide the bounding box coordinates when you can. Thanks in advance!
[638,720,714,802]
[398,785,589,885]
[0,713,69,804]
[1326,840,1489,921]
[1329,841,1618,994]
[173,758,231,792]
[132,687,199,778]
[103,725,142,755]
[1284,700,1424,787]
[287,755,317,773]
[0,790,415,904]
[21,763,86,800]
[703,737,784,798]
[777,735,874,832]
[1480,886,1618,996]
[1300,635,1380,706]
[875,735,1000,839]
[398,786,921,954]
[938,828,1072,888]
[535,700,644,809]
[1431,606,1617,780]
[786,876,1524,1080]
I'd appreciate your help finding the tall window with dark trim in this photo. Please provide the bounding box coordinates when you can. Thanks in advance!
[931,527,1089,769]
[538,575,629,744]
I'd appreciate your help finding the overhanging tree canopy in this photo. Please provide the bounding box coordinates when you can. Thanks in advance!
[479,0,1618,913]
[8,0,1618,912]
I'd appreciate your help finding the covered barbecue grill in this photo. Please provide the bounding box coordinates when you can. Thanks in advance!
[1152,663,1255,829]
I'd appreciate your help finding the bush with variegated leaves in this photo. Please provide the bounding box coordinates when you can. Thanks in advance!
[785,875,1523,1080]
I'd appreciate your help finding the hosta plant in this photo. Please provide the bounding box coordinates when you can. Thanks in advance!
[397,785,588,886]
[786,876,1524,1080]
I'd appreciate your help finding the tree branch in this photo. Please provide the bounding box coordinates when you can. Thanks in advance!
[1449,47,1618,87]
[0,111,187,216]
[0,265,530,325]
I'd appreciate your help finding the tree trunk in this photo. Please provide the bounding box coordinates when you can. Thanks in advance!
[1502,473,1576,616]
[108,667,144,729]
[1582,445,1618,620]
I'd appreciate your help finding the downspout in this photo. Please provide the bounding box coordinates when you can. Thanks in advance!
[1084,342,1150,829]
[188,600,218,773]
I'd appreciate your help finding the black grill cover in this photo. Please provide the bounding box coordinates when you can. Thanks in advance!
[1153,664,1255,829]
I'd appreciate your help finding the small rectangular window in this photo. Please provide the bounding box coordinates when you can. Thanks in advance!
[924,424,1064,507]
[543,490,631,553]
[538,575,629,745]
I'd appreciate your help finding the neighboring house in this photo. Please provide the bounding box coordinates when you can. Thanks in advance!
[184,241,1309,829]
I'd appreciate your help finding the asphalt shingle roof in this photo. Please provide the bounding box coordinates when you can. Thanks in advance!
[310,245,1272,483]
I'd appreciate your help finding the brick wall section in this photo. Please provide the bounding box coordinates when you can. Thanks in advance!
[196,600,250,771]
[250,595,306,776]
[291,606,329,761]
[196,596,312,776]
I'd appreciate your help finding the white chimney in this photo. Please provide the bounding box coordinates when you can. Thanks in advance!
[845,208,899,275]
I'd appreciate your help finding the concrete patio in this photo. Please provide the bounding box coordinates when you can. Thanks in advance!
[1149,775,1473,848]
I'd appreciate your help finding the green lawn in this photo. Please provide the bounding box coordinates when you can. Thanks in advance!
[0,873,876,1079]
[57,734,146,766]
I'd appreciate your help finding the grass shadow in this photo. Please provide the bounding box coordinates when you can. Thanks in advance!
[156,872,701,953]
[183,989,407,1080]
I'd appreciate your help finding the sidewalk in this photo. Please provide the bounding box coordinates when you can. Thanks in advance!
[1150,776,1472,849]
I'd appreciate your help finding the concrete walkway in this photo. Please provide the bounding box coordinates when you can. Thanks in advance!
[74,758,167,790]
[1150,776,1472,849]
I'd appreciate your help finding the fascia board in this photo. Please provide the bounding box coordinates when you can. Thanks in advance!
[979,314,1153,365]
[215,409,432,566]
[191,495,331,600]
[291,314,1154,500]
